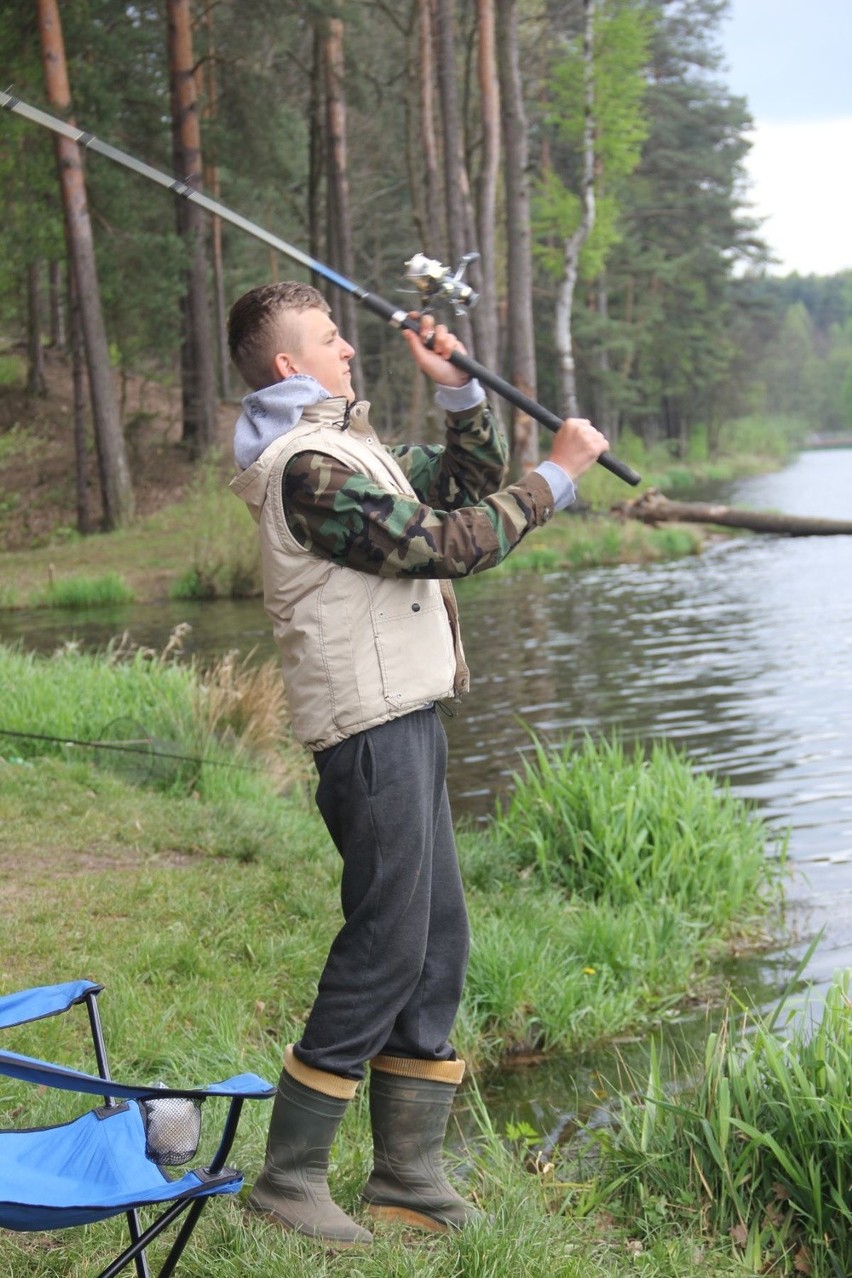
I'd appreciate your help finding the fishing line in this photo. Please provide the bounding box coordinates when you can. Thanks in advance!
[0,727,265,772]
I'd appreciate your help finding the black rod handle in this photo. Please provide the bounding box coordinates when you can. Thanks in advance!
[358,294,641,487]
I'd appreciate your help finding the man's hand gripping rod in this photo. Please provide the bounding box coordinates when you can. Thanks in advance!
[1,91,640,487]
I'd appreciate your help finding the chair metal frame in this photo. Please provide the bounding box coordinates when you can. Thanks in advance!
[0,980,274,1278]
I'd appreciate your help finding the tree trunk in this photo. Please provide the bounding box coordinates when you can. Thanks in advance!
[416,0,442,258]
[167,0,217,454]
[68,259,90,534]
[26,262,47,396]
[473,0,501,382]
[495,0,538,472]
[321,9,364,399]
[434,0,474,349]
[199,4,230,399]
[615,489,852,536]
[37,0,135,528]
[308,27,324,285]
[593,271,619,443]
[48,259,66,350]
[556,0,596,417]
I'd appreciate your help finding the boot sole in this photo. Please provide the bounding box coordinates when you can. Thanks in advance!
[246,1201,373,1247]
[365,1202,451,1233]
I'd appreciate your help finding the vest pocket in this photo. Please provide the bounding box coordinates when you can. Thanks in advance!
[373,593,455,709]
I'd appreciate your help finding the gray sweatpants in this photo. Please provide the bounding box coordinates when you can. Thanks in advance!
[294,707,470,1080]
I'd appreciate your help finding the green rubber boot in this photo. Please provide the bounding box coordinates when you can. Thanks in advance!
[362,1055,481,1232]
[247,1047,372,1247]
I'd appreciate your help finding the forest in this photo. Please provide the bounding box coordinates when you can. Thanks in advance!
[2,0,851,530]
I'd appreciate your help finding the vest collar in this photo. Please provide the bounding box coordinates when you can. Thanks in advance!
[299,397,373,436]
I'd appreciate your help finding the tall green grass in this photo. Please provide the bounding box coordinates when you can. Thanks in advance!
[492,733,786,930]
[587,974,852,1276]
[31,570,135,609]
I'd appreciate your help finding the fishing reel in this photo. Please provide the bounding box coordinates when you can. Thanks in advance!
[403,252,480,314]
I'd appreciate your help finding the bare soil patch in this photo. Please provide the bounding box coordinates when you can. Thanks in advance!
[0,345,236,552]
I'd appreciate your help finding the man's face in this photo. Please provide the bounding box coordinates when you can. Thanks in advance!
[279,307,356,402]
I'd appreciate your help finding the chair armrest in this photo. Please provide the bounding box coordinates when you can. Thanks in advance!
[0,981,103,1031]
[0,1049,274,1101]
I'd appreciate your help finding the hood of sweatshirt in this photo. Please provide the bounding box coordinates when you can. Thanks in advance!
[232,375,333,471]
[229,390,355,523]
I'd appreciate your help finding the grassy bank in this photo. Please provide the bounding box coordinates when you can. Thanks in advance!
[0,410,810,610]
[0,459,704,611]
[0,640,789,1274]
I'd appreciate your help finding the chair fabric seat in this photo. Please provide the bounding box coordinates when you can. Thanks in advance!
[0,1102,241,1230]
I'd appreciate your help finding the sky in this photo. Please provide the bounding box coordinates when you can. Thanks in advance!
[719,0,852,276]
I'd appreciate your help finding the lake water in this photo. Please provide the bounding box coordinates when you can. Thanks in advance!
[3,449,851,1125]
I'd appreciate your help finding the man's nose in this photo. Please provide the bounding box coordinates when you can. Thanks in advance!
[341,340,355,359]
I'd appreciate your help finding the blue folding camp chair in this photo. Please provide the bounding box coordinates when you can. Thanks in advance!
[0,979,275,1277]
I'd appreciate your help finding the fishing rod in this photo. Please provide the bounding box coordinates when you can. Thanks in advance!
[1,90,641,487]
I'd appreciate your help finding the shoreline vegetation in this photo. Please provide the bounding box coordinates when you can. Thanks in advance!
[0,375,811,611]
[6,637,842,1277]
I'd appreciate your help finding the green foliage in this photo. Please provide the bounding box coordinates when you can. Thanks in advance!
[493,733,785,930]
[31,571,135,610]
[0,353,25,386]
[535,0,651,280]
[594,975,852,1276]
[716,414,811,460]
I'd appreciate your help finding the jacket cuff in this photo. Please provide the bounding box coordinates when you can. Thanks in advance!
[533,460,577,511]
[434,379,485,413]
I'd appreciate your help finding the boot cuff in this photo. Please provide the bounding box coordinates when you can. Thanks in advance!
[283,1045,359,1099]
[370,1054,466,1085]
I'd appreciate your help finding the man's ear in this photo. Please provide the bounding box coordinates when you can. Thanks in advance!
[273,351,297,380]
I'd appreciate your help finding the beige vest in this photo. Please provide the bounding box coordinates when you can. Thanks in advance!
[230,398,469,751]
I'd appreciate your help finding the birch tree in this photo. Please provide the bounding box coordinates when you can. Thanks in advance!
[555,0,596,417]
[536,0,649,424]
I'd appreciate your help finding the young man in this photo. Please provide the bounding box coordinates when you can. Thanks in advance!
[228,281,608,1246]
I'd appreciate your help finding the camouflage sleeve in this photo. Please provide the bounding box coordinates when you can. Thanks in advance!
[389,401,509,509]
[282,451,556,579]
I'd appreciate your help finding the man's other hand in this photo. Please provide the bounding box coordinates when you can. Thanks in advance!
[547,417,610,480]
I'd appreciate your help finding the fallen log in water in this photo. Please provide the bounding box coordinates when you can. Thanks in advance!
[612,488,852,536]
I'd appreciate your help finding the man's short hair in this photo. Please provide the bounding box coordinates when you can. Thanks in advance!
[227,281,331,390]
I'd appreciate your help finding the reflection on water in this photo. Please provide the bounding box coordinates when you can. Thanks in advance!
[3,450,851,1121]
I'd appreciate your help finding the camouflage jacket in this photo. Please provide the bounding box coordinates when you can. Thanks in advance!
[281,399,556,577]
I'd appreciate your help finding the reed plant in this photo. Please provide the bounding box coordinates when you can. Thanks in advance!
[585,973,852,1276]
[492,732,786,931]
[30,570,135,610]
